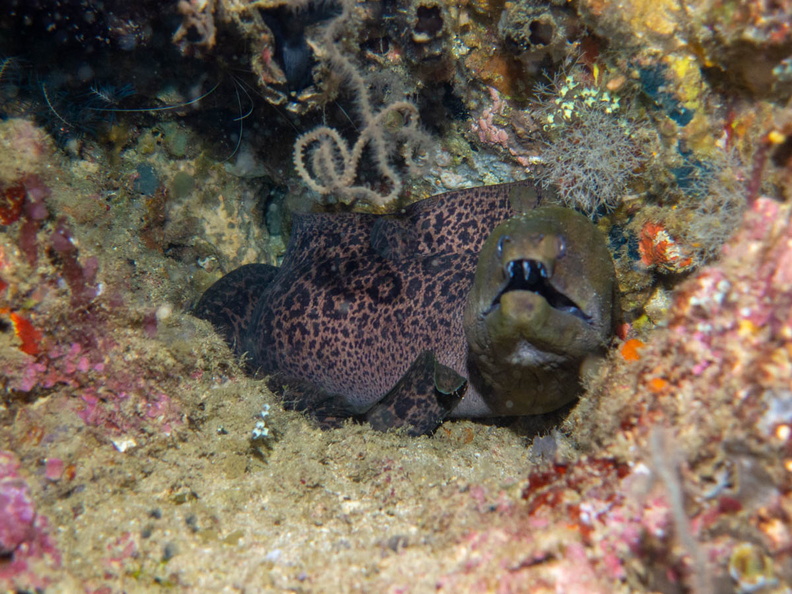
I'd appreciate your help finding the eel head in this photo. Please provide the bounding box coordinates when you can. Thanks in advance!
[463,206,618,415]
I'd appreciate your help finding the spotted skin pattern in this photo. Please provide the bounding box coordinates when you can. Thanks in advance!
[245,184,536,412]
[195,181,614,433]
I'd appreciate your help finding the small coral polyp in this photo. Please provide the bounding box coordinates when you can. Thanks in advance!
[396,0,450,67]
[223,0,344,113]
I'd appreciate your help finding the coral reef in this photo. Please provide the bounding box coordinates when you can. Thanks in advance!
[1,0,792,591]
[680,0,792,97]
[568,194,792,590]
[0,109,281,589]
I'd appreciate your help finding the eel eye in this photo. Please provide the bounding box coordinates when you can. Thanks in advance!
[497,235,511,257]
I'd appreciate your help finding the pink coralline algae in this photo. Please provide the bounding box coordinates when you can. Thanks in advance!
[0,452,60,590]
[470,86,534,169]
[2,176,183,439]
[11,335,183,437]
[44,458,64,481]
[14,341,102,393]
[0,455,35,555]
[472,87,511,149]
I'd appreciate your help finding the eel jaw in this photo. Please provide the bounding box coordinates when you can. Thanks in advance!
[484,258,591,323]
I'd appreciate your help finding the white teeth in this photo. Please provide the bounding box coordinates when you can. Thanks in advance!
[522,260,532,281]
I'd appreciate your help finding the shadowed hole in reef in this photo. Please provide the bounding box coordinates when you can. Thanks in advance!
[258,0,343,92]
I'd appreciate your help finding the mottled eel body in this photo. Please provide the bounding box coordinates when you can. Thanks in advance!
[196,182,618,435]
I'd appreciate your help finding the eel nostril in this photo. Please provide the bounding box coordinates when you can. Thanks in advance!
[497,235,511,257]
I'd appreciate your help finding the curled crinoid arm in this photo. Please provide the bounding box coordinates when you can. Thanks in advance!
[293,126,352,197]
[293,100,428,207]
[289,0,433,208]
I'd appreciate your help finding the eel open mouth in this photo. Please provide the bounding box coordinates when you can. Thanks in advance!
[486,259,590,322]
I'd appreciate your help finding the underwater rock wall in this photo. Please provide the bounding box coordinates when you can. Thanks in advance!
[0,0,791,590]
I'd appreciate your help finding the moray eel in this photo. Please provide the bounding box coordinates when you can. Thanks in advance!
[195,181,618,435]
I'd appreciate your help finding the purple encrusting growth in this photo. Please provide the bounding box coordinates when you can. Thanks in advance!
[18,175,50,266]
[0,452,60,589]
